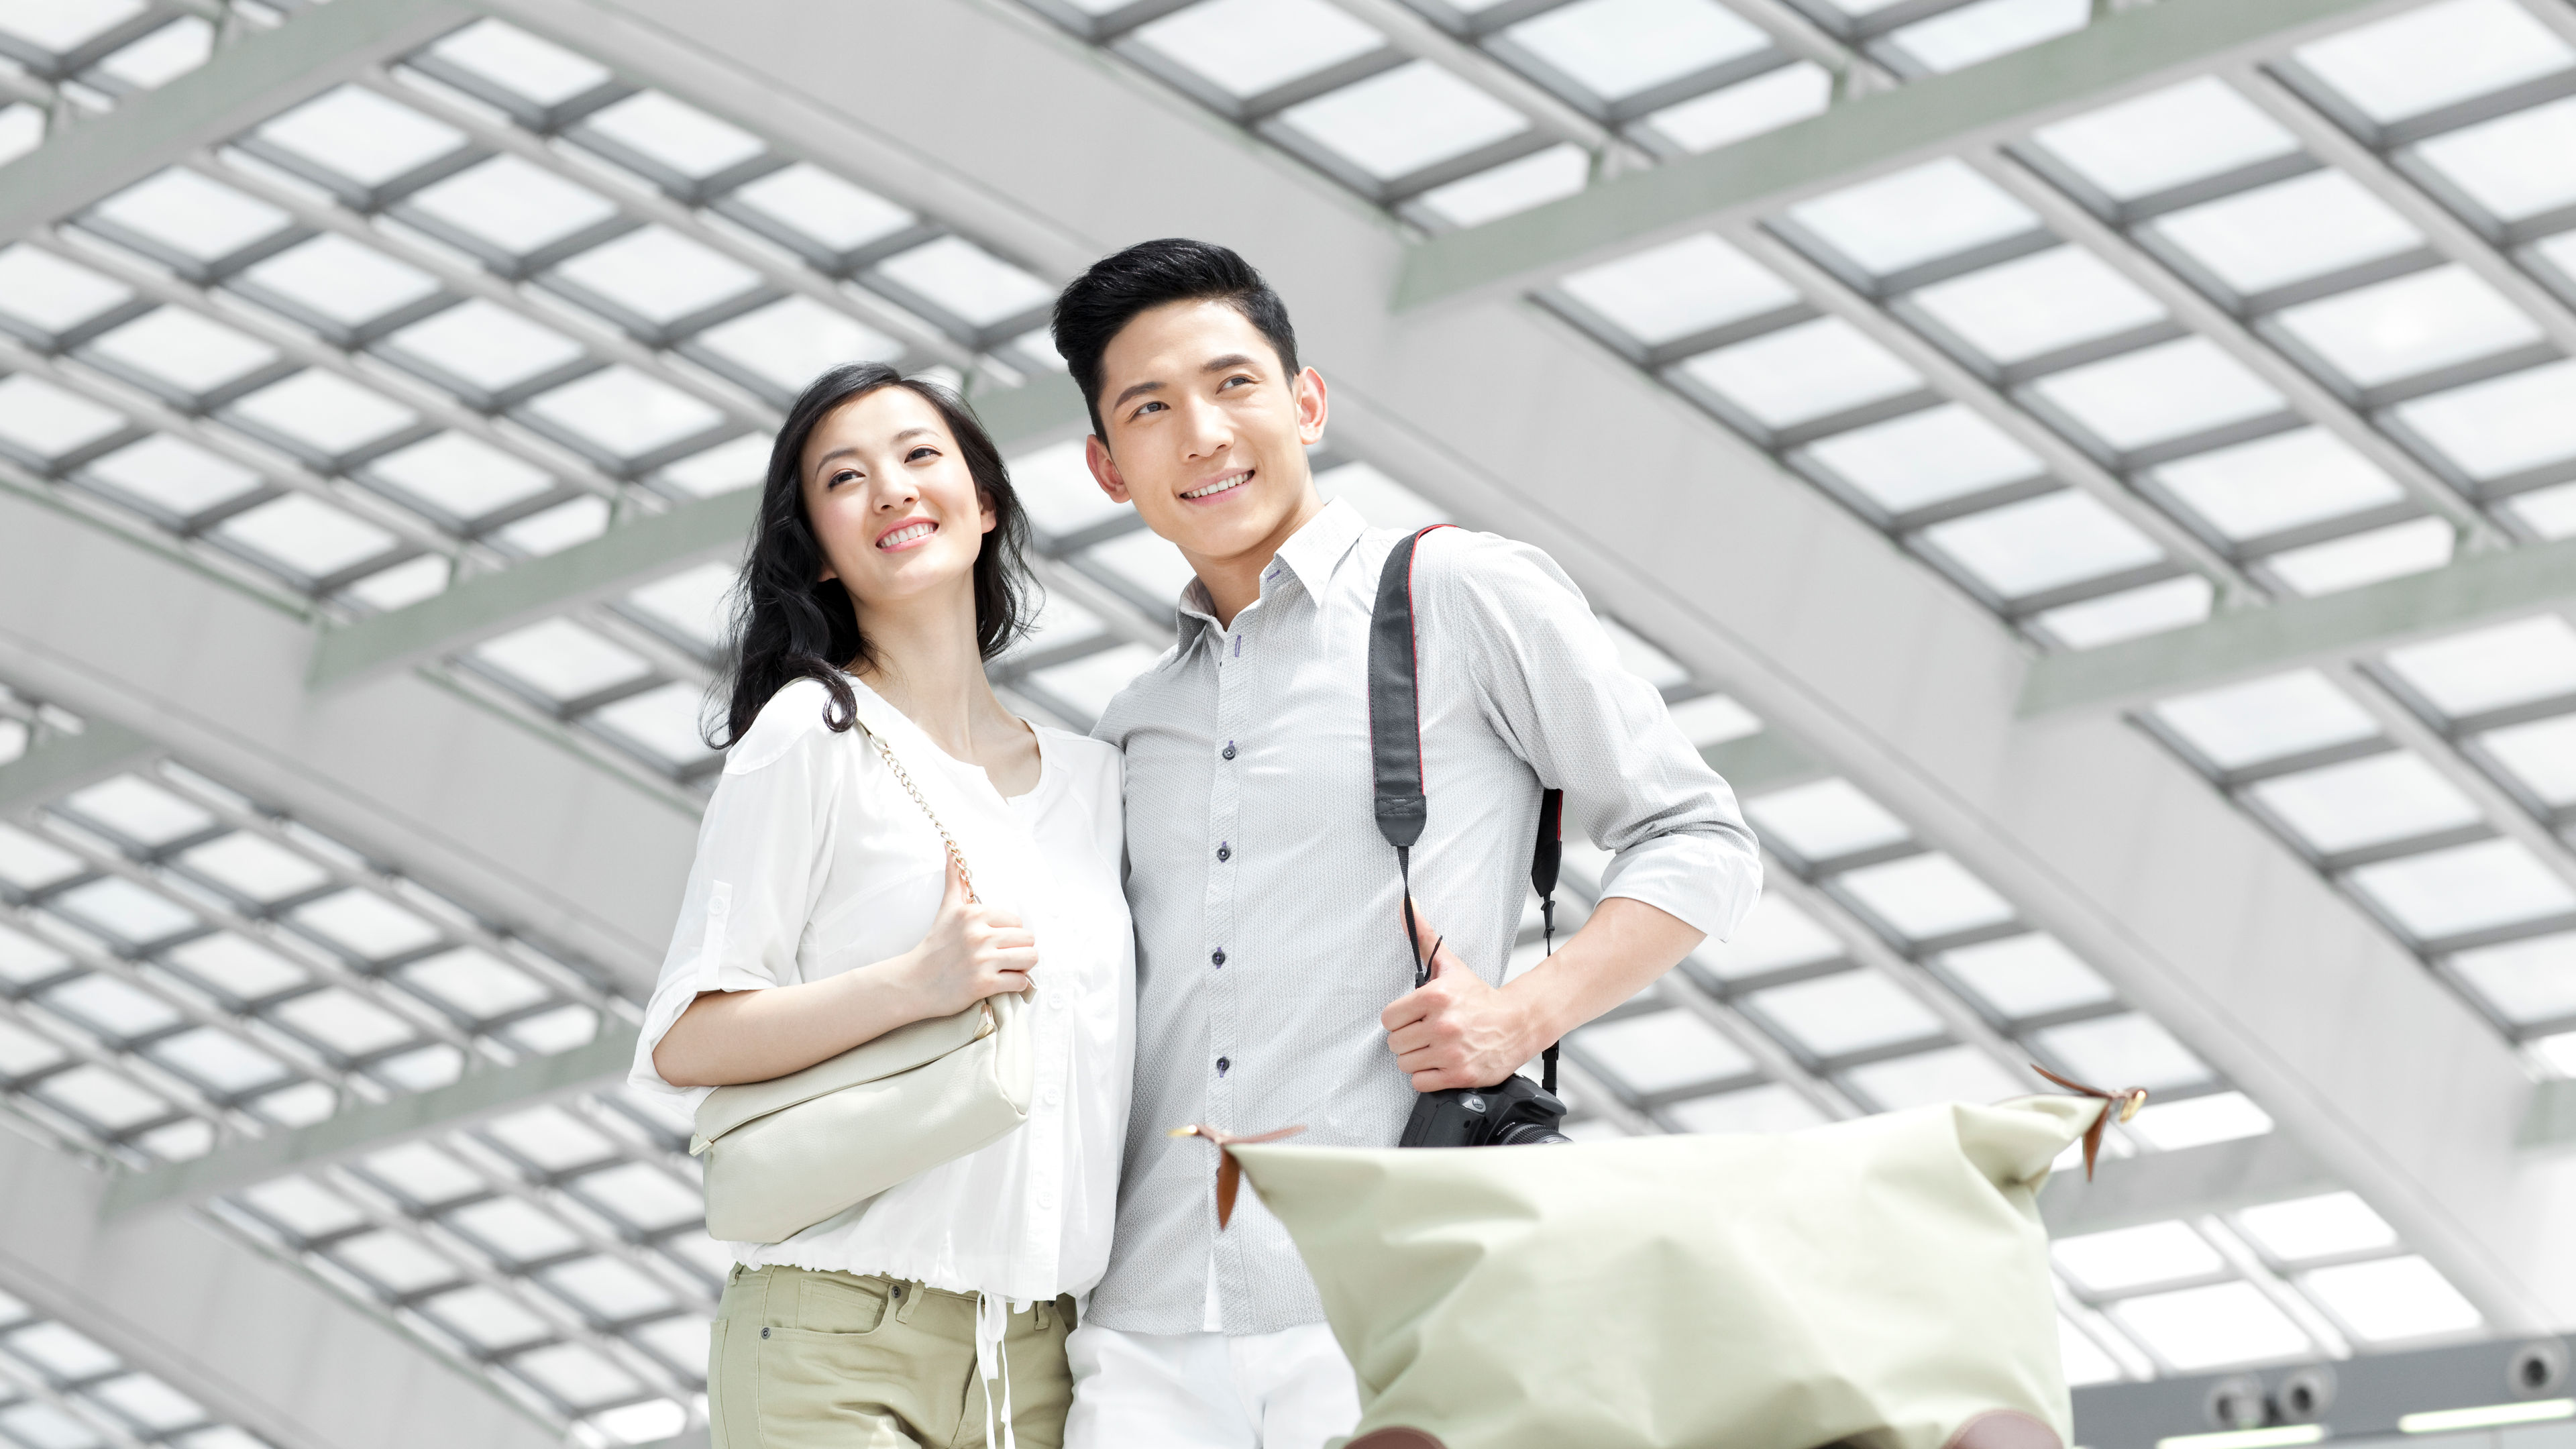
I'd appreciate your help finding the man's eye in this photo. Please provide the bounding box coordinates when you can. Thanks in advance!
[1133,400,1165,417]
[1221,374,1254,389]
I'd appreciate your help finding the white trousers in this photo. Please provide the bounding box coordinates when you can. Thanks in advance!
[1060,1320,1361,1449]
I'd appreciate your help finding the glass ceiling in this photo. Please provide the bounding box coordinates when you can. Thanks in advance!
[0,1289,276,1449]
[0,2,318,172]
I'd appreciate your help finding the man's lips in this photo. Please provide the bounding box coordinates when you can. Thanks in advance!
[876,519,936,550]
[1181,469,1251,502]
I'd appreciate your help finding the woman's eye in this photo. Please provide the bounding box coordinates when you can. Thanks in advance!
[906,446,938,462]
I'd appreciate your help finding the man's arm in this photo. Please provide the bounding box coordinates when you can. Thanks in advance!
[1383,896,1699,1091]
[1379,531,1762,1091]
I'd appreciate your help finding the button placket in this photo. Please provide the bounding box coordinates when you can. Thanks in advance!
[1203,604,1253,1130]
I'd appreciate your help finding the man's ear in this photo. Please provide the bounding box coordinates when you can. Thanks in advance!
[1085,434,1134,504]
[1294,366,1330,447]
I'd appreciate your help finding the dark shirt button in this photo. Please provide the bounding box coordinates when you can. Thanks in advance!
[1211,948,1226,967]
[1222,742,1236,760]
[1216,1057,1230,1076]
[1217,843,1231,863]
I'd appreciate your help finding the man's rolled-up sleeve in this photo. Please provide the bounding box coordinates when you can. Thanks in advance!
[1434,533,1762,941]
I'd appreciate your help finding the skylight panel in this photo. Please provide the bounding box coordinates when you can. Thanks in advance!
[1571,1008,1754,1094]
[472,618,653,704]
[272,983,422,1058]
[44,976,182,1042]
[1744,970,1945,1059]
[2144,427,2404,543]
[692,297,900,396]
[576,91,766,180]
[402,156,620,258]
[624,563,737,659]
[549,226,761,326]
[2239,1191,2400,1263]
[2409,97,2576,227]
[1880,0,2088,76]
[1672,315,1924,433]
[81,435,262,533]
[1696,892,1843,979]
[1128,0,1386,102]
[235,234,441,331]
[0,826,83,891]
[64,774,213,844]
[1639,62,1831,154]
[1007,438,1130,538]
[366,432,553,523]
[83,307,280,399]
[2152,670,2379,772]
[2053,1221,2226,1294]
[93,16,212,91]
[1904,246,2166,368]
[513,1342,645,1409]
[36,1062,172,1132]
[723,164,916,258]
[1556,233,1799,348]
[2506,481,2576,539]
[2449,930,2576,1025]
[0,245,133,338]
[1795,403,2045,517]
[449,1195,584,1263]
[2384,615,2576,719]
[2388,360,2576,485]
[2147,170,2422,301]
[1784,158,2041,282]
[2480,716,2576,810]
[589,682,720,771]
[2023,336,2286,458]
[51,877,199,947]
[2110,1281,2311,1371]
[543,1255,676,1320]
[419,18,614,109]
[0,0,148,54]
[2249,751,2482,857]
[1273,60,1529,184]
[152,1028,290,1095]
[2300,1256,2481,1343]
[871,236,1055,331]
[1413,144,1591,228]
[1745,778,1910,863]
[2271,265,2543,393]
[0,374,129,462]
[166,933,310,1003]
[1023,642,1164,721]
[2262,517,2453,596]
[1665,1083,1827,1134]
[227,370,421,460]
[2127,1090,2274,1149]
[2027,76,2303,205]
[1499,0,1769,104]
[1842,1044,2027,1111]
[2035,572,2214,650]
[421,1285,551,1352]
[1919,490,2164,600]
[521,366,725,461]
[2348,837,2576,943]
[380,300,587,396]
[1937,933,2114,1020]
[333,1229,463,1295]
[85,168,290,266]
[2292,0,2574,128]
[178,833,331,908]
[494,497,609,557]
[0,105,34,168]
[253,85,467,189]
[212,495,402,583]
[1833,851,2015,941]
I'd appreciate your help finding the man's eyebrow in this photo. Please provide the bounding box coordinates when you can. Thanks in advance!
[1201,353,1259,374]
[1110,378,1165,412]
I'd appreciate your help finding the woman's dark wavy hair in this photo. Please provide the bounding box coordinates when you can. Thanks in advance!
[712,363,1034,748]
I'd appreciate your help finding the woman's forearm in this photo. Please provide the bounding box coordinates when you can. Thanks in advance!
[653,953,931,1087]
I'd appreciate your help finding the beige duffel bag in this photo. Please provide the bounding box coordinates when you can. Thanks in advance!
[689,714,1034,1244]
[1218,1089,2131,1449]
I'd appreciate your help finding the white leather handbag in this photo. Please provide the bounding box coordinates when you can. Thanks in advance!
[689,714,1035,1245]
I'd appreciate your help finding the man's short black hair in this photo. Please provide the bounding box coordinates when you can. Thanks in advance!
[1051,238,1300,441]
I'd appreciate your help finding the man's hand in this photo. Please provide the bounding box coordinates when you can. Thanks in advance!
[1379,902,1542,1093]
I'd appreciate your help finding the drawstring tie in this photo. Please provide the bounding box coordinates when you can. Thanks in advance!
[974,1292,1022,1449]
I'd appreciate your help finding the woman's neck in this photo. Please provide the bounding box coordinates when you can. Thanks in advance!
[851,582,1009,761]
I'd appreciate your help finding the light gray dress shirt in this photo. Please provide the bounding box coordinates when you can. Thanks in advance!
[1087,499,1762,1335]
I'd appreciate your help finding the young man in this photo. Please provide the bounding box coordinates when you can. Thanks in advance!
[1053,239,1762,1449]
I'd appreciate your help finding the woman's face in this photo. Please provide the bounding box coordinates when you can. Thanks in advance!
[799,386,994,616]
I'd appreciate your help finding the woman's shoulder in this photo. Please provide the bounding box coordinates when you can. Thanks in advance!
[1034,724,1121,780]
[722,677,847,776]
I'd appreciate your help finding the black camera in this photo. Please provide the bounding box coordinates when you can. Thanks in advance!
[1400,1073,1574,1147]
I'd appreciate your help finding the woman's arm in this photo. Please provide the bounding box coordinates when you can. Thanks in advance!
[653,855,1037,1087]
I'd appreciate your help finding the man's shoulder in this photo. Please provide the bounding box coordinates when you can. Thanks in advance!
[1088,641,1188,745]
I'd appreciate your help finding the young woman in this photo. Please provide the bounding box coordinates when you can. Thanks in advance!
[630,364,1133,1449]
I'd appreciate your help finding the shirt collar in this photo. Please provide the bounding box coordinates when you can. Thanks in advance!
[1173,496,1369,647]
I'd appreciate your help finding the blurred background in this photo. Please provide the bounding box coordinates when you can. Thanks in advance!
[1,1,2574,1446]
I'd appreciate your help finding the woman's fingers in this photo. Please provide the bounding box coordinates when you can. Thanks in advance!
[975,904,1025,930]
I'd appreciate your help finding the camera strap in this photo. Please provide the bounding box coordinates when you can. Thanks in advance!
[1367,525,1566,1090]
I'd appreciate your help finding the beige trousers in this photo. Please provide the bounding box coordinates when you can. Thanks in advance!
[708,1265,1075,1449]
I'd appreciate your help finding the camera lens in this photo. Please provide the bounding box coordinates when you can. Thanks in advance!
[1493,1122,1574,1146]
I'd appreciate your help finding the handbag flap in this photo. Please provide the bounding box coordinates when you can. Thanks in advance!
[693,1001,993,1148]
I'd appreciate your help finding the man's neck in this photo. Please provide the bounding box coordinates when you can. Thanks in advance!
[1187,487,1327,629]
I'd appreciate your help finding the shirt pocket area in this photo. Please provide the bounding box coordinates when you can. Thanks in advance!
[796,1272,892,1334]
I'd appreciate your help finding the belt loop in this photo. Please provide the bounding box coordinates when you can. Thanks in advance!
[1032,1300,1051,1332]
[892,1277,922,1324]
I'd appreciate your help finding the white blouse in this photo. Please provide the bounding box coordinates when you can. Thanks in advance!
[629,675,1134,1304]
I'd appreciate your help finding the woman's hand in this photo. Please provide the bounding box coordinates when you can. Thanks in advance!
[896,855,1038,1018]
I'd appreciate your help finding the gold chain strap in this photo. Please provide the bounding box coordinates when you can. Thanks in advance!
[861,725,979,904]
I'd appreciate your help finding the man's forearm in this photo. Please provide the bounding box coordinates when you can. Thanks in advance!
[1501,895,1705,1053]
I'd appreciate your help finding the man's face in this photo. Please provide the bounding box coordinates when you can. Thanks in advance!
[1084,299,1328,570]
